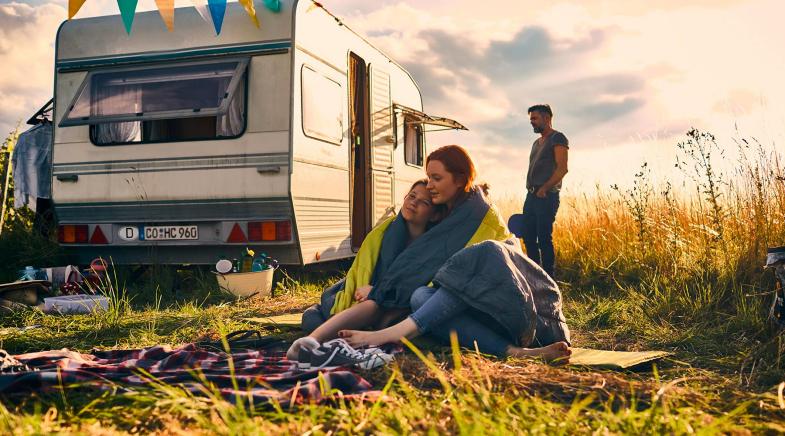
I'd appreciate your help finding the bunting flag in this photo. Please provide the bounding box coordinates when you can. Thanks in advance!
[263,0,281,13]
[207,0,228,35]
[68,0,87,19]
[67,0,283,33]
[238,0,260,28]
[191,0,212,24]
[117,0,138,34]
[306,1,323,13]
[154,0,174,32]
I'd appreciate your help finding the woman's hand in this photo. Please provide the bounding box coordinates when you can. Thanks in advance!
[354,285,373,302]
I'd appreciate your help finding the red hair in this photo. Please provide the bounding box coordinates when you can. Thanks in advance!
[426,145,476,192]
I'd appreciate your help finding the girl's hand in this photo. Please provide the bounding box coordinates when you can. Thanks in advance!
[354,285,373,302]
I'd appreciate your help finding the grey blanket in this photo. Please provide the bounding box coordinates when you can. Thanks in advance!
[368,187,490,309]
[433,239,570,347]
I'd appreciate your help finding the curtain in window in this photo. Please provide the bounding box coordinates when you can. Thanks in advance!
[216,78,244,137]
[349,58,360,144]
[404,119,420,165]
[93,83,140,143]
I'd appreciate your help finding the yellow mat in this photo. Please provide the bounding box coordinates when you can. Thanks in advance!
[243,313,302,328]
[569,348,672,369]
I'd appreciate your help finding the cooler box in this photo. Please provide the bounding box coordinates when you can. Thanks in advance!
[44,295,109,314]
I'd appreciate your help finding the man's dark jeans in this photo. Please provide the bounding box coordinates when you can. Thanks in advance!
[521,191,560,277]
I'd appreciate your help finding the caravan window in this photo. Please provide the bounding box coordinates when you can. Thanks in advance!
[301,65,344,144]
[59,59,248,145]
[403,116,424,167]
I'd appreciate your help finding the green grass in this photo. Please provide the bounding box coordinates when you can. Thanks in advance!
[1,128,784,433]
[0,269,783,435]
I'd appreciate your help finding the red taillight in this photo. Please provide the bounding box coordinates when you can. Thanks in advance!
[227,223,247,243]
[57,226,68,243]
[75,225,88,243]
[58,225,88,243]
[276,220,292,241]
[247,221,292,242]
[90,226,109,244]
[248,222,262,241]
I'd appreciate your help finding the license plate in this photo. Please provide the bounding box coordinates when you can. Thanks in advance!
[140,225,198,241]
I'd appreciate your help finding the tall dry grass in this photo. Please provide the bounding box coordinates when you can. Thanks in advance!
[496,129,784,289]
[494,129,785,378]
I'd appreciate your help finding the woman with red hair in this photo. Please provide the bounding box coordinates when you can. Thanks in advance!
[340,145,572,363]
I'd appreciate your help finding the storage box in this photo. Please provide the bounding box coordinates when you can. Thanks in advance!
[43,295,109,314]
[214,269,274,298]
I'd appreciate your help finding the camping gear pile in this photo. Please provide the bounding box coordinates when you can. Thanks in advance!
[0,258,109,315]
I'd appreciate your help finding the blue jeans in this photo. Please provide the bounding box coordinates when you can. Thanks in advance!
[408,286,511,357]
[521,191,560,277]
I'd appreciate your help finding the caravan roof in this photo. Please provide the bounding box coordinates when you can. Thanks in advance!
[57,3,294,63]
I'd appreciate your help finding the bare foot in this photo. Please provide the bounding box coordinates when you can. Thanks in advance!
[507,341,572,364]
[340,318,420,348]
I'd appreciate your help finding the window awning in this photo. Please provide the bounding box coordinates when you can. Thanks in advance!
[59,58,248,127]
[393,104,468,131]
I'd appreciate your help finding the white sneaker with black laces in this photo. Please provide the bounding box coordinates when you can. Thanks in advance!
[300,338,394,370]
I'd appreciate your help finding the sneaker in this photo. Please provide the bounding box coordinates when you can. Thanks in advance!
[301,338,394,370]
[287,336,320,362]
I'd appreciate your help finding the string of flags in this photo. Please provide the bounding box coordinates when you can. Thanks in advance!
[68,0,283,35]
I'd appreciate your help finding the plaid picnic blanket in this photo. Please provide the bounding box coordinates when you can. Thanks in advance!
[0,344,378,406]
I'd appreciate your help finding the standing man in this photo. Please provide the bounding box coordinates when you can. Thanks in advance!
[522,104,568,278]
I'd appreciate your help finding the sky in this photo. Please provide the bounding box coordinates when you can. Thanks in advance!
[1,0,783,195]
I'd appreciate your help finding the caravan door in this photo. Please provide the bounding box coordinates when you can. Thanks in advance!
[368,65,395,226]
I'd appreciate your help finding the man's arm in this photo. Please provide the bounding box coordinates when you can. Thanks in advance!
[536,145,569,197]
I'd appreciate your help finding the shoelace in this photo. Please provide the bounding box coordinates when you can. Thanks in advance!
[314,339,384,369]
[325,338,388,356]
[323,339,370,359]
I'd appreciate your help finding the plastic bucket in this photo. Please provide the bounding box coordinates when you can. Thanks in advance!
[214,268,275,298]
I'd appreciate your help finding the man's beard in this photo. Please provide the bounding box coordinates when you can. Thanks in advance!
[532,125,543,133]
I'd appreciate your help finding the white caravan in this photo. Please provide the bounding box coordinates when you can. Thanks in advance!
[52,0,465,265]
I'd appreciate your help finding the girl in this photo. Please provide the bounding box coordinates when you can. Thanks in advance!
[340,145,572,363]
[287,179,438,359]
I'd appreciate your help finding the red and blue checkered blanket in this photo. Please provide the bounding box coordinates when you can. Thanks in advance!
[0,344,379,406]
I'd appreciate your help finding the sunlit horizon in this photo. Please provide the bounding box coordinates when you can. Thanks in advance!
[1,0,783,196]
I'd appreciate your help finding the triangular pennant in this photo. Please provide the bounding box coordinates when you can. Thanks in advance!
[68,0,87,19]
[263,0,281,13]
[306,1,323,13]
[238,0,260,28]
[155,0,175,32]
[117,0,139,34]
[191,0,212,24]
[207,0,227,35]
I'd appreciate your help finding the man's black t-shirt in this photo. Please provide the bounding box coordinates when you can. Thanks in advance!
[526,130,569,191]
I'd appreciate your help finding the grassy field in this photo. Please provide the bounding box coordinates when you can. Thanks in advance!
[1,128,784,434]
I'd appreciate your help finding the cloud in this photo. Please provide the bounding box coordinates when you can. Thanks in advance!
[394,24,648,146]
[483,27,606,80]
[540,74,647,131]
[713,89,767,116]
[0,2,64,137]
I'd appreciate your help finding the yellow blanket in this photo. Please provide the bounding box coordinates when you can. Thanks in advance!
[243,313,302,328]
